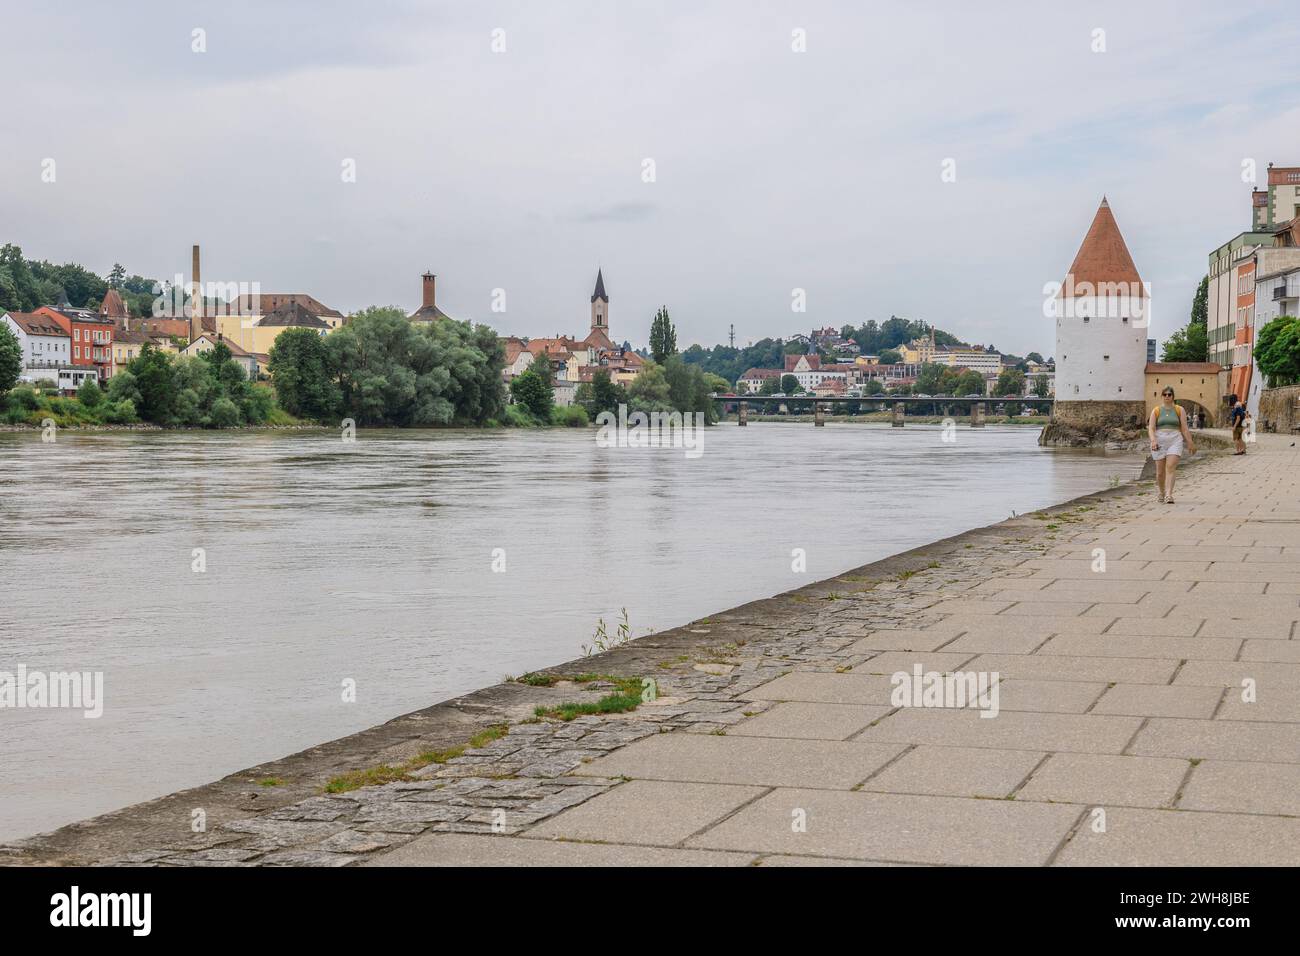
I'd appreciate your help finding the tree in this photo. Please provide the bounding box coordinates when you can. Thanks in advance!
[510,366,553,419]
[1255,315,1300,387]
[780,374,799,394]
[528,351,554,388]
[877,348,902,365]
[952,369,985,395]
[326,308,505,426]
[1033,374,1050,399]
[1025,352,1045,365]
[130,342,178,422]
[77,378,104,407]
[649,306,677,364]
[759,375,781,395]
[108,263,126,289]
[268,327,340,420]
[1191,275,1209,327]
[0,322,21,394]
[914,363,945,394]
[862,378,884,396]
[587,368,625,417]
[1161,321,1208,362]
[995,368,1026,397]
[628,361,671,406]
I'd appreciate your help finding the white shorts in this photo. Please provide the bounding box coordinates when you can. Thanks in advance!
[1151,429,1184,461]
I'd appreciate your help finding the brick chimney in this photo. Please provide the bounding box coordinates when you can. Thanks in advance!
[190,244,203,344]
[422,272,436,310]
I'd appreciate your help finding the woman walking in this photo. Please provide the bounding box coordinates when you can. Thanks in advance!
[1148,387,1197,503]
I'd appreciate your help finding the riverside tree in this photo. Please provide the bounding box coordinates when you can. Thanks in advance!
[324,308,505,426]
[649,306,677,364]
[267,327,340,420]
[0,322,21,393]
[509,353,554,420]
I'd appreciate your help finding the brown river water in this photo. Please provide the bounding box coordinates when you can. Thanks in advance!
[0,424,1137,841]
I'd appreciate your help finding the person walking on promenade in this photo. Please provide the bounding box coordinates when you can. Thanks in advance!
[1149,387,1196,504]
[1230,399,1247,455]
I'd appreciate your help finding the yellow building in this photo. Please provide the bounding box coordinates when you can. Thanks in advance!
[214,301,332,355]
[1144,362,1225,426]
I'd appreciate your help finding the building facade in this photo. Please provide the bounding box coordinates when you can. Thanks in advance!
[34,306,115,382]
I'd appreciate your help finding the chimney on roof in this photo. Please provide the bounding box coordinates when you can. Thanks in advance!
[422,272,436,309]
[190,244,203,344]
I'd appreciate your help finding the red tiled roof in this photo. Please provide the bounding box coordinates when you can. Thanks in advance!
[5,311,68,337]
[99,288,129,318]
[1062,198,1143,296]
[739,368,781,379]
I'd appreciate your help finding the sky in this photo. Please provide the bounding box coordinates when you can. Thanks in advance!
[5,0,1300,356]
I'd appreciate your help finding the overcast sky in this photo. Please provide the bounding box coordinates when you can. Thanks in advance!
[5,0,1298,355]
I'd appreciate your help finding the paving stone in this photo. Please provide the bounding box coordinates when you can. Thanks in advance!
[366,833,756,866]
[1054,807,1300,866]
[1212,685,1300,723]
[1128,718,1300,763]
[1241,639,1300,662]
[1178,661,1298,694]
[527,780,765,845]
[255,849,356,867]
[729,702,891,740]
[1041,634,1242,661]
[316,830,396,854]
[687,789,1080,865]
[842,629,962,652]
[856,651,980,675]
[859,708,1142,755]
[756,854,913,867]
[1105,617,1205,637]
[743,672,896,705]
[1197,618,1296,640]
[1090,684,1221,719]
[1178,760,1300,816]
[862,745,1043,798]
[966,653,1179,684]
[1017,753,1188,808]
[942,631,1050,654]
[987,679,1106,714]
[571,732,904,789]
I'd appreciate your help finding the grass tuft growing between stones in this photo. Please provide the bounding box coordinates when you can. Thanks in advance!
[532,675,646,722]
[323,723,510,794]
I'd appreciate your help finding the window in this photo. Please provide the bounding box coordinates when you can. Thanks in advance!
[74,329,80,341]
[74,346,80,358]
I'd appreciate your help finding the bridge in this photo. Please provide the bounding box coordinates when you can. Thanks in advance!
[710,394,1055,427]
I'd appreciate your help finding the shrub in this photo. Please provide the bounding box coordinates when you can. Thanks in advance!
[550,404,589,427]
[77,379,104,407]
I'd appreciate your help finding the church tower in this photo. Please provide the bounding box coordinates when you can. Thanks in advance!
[590,269,608,336]
[1052,197,1149,431]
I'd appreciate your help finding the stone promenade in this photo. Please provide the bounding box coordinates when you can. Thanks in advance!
[6,434,1299,866]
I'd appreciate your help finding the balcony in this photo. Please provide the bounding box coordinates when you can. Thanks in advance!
[1273,285,1288,300]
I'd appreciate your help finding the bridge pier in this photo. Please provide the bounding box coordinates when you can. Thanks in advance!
[891,402,905,428]
[971,402,986,428]
[814,403,825,427]
[738,401,747,426]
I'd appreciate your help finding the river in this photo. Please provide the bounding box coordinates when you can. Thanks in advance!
[0,423,1137,841]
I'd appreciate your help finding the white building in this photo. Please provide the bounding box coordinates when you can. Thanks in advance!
[1053,198,1149,416]
[2,310,73,383]
[935,345,1002,373]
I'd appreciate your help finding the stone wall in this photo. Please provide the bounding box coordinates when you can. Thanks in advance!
[1259,384,1300,433]
[1040,400,1148,447]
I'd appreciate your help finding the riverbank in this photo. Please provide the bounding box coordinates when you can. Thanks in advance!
[10,436,1295,866]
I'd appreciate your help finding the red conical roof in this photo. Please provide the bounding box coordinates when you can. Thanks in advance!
[1062,198,1143,296]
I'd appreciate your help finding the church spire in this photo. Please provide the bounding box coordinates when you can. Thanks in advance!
[589,268,609,337]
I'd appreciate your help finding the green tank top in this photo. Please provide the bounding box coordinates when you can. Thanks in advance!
[1155,405,1180,429]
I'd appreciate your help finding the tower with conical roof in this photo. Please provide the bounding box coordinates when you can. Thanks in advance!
[1053,197,1149,427]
